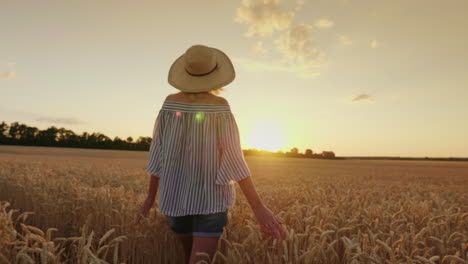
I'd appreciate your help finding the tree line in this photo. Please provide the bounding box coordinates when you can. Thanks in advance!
[0,121,151,151]
[0,121,336,159]
[243,147,336,159]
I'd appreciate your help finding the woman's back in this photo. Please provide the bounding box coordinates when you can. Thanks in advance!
[146,91,251,216]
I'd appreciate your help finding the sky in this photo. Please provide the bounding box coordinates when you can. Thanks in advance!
[1,0,468,157]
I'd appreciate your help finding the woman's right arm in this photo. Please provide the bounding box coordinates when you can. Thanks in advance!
[237,176,285,239]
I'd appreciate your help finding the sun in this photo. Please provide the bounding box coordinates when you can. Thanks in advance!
[244,122,285,152]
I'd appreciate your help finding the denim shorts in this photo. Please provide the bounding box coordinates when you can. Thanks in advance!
[166,209,229,238]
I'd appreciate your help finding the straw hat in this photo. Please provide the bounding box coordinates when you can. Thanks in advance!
[168,44,236,92]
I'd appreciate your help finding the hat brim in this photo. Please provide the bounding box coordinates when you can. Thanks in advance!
[168,47,235,92]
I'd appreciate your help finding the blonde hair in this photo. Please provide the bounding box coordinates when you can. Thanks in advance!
[208,87,225,95]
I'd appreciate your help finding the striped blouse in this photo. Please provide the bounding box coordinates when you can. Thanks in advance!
[146,100,252,216]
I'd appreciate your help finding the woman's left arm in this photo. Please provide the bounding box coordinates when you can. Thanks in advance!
[147,174,160,200]
[134,175,160,225]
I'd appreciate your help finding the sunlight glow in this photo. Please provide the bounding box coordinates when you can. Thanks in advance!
[245,122,285,152]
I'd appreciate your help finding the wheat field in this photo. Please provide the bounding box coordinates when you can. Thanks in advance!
[0,145,467,264]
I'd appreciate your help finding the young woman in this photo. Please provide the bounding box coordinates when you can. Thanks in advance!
[134,45,285,264]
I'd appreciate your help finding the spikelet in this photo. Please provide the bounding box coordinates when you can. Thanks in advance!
[98,228,115,247]
[376,239,395,263]
[211,251,227,263]
[441,255,468,264]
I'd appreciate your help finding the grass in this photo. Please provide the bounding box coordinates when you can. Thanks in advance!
[0,145,467,263]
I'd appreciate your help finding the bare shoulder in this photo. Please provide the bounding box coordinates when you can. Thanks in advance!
[210,95,229,105]
[165,93,179,101]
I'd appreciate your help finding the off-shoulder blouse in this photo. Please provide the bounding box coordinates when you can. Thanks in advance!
[146,100,252,216]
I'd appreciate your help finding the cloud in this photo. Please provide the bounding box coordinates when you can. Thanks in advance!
[275,24,319,63]
[35,116,86,125]
[274,24,324,76]
[234,0,324,78]
[338,34,353,45]
[371,39,378,48]
[315,18,334,29]
[236,24,324,78]
[235,0,295,37]
[233,55,321,78]
[0,71,16,80]
[253,41,269,54]
[0,62,16,79]
[351,94,372,102]
[295,0,305,11]
[233,57,292,72]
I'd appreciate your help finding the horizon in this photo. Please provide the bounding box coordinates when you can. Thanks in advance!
[1,0,468,157]
[2,119,468,159]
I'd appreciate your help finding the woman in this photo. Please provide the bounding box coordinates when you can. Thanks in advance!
[134,44,285,264]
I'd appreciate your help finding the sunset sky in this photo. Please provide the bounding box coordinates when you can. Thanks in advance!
[1,0,467,157]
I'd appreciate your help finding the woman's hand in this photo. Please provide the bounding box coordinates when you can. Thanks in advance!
[134,197,155,225]
[253,205,285,239]
[135,175,159,225]
[237,177,285,239]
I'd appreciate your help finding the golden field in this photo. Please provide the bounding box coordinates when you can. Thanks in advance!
[0,145,467,264]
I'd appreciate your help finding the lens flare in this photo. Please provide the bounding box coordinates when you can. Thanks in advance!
[195,112,205,122]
